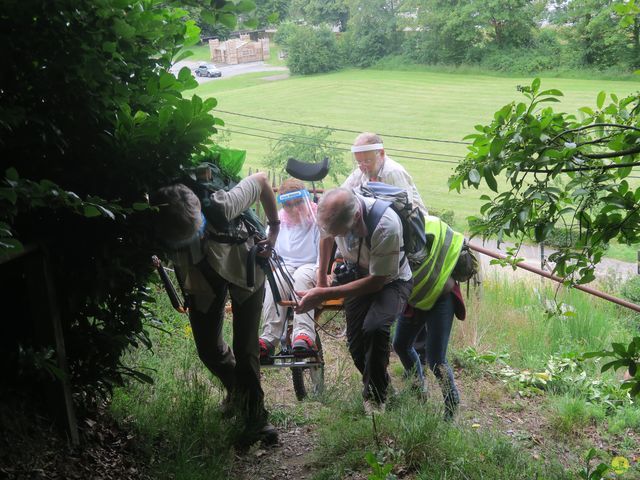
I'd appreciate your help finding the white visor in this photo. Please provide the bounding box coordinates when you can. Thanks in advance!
[351,143,384,153]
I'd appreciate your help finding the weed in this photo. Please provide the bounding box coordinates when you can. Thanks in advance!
[549,396,606,435]
[364,451,397,480]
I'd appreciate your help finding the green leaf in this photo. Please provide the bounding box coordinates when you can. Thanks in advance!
[218,12,237,28]
[5,168,19,181]
[173,49,193,63]
[531,78,541,93]
[0,188,17,204]
[597,91,606,109]
[83,205,101,217]
[484,169,498,192]
[539,89,563,97]
[235,0,256,13]
[132,202,150,211]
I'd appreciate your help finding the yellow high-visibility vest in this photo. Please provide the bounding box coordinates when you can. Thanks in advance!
[409,216,464,310]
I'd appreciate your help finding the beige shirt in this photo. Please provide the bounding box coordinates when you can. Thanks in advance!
[172,176,264,311]
[342,156,428,217]
[334,196,413,283]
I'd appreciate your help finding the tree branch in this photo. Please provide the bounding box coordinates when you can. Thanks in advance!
[550,123,640,143]
[521,160,640,174]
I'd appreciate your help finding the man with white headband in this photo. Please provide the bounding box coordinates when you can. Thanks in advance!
[343,132,427,217]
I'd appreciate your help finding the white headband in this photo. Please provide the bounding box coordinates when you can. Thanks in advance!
[351,143,384,153]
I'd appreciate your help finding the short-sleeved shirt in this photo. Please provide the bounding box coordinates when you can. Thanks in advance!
[171,176,264,310]
[334,196,412,283]
[342,156,428,217]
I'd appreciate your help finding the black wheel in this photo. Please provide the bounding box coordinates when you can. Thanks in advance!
[291,333,324,401]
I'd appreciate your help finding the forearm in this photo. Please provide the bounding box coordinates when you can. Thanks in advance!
[314,274,387,301]
[317,236,334,278]
[254,172,278,223]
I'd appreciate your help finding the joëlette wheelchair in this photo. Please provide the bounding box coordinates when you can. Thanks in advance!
[258,157,343,401]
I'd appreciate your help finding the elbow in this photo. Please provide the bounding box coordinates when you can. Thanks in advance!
[252,172,268,190]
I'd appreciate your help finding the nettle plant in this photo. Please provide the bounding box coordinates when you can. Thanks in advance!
[449,77,640,396]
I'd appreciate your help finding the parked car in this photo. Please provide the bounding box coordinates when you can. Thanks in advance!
[194,63,222,78]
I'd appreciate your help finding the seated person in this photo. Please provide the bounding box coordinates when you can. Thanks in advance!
[259,178,321,358]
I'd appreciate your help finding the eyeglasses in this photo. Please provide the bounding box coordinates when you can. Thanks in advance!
[353,151,380,166]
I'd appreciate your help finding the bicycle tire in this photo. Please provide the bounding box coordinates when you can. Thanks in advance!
[291,333,324,401]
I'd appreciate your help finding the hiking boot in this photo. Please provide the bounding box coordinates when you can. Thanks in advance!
[258,423,279,446]
[292,333,317,357]
[235,422,279,450]
[259,338,274,365]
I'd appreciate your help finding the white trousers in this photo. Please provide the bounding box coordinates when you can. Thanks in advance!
[260,263,317,347]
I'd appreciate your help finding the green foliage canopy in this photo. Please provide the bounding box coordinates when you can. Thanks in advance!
[0,0,251,406]
[285,25,341,75]
[450,78,640,285]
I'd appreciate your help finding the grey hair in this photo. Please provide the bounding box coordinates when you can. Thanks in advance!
[354,132,384,146]
[151,183,202,246]
[317,188,359,235]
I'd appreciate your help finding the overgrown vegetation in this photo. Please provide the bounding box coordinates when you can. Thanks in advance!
[111,275,640,477]
[0,0,249,410]
[277,0,640,77]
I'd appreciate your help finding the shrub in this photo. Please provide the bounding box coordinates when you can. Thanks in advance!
[286,25,341,75]
[621,276,640,303]
[429,208,455,227]
[0,0,232,410]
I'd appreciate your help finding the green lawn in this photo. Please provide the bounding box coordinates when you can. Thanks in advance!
[193,68,639,231]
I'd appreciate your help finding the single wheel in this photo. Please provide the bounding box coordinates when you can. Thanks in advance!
[291,333,324,401]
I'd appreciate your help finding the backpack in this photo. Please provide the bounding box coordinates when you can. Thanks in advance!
[358,182,479,283]
[179,162,266,244]
[451,239,478,282]
[358,182,427,268]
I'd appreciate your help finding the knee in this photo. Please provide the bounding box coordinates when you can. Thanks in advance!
[361,317,392,337]
[196,343,228,366]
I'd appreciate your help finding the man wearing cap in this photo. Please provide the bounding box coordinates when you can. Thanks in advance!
[295,187,413,414]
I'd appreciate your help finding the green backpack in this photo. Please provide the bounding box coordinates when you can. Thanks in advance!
[180,162,266,244]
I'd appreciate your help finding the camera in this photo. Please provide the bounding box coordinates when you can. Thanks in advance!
[332,261,359,286]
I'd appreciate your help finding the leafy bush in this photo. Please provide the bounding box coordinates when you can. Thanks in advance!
[429,208,455,227]
[262,128,350,184]
[339,0,401,68]
[0,0,240,409]
[621,276,640,304]
[285,25,341,75]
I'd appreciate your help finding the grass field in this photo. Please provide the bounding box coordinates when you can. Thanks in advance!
[194,68,639,230]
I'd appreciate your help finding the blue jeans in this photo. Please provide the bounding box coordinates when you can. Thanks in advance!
[392,292,455,383]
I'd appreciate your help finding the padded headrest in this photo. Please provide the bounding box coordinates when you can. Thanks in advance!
[285,157,329,182]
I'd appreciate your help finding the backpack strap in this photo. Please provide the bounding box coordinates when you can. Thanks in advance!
[361,198,391,249]
[361,197,408,269]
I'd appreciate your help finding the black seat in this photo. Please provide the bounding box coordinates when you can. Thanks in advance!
[285,157,329,182]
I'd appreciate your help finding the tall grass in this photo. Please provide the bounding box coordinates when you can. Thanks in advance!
[110,287,235,479]
[311,395,570,479]
[454,273,629,369]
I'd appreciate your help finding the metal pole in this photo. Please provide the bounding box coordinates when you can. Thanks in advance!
[468,242,640,314]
